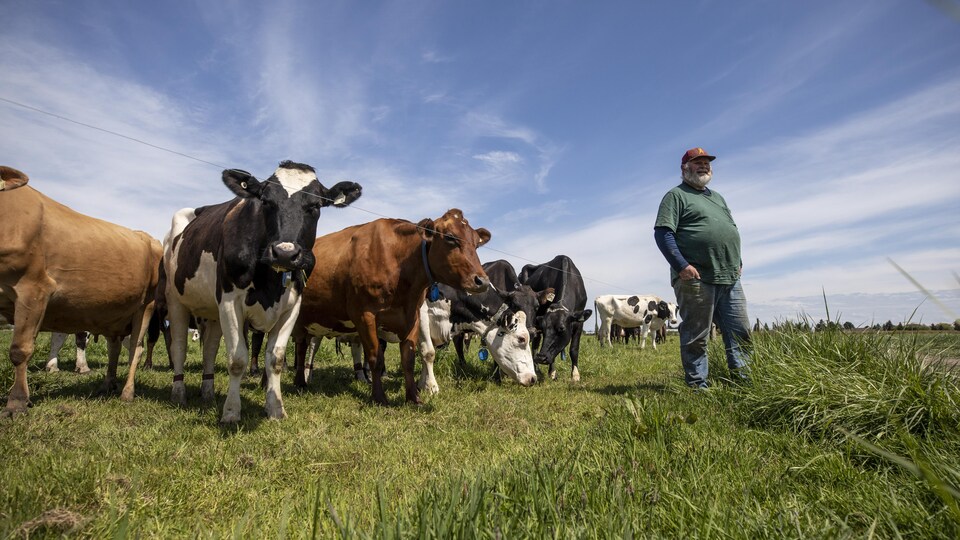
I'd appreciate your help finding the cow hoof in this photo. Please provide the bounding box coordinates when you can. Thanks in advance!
[200,386,215,402]
[75,367,91,375]
[220,411,241,424]
[571,367,581,383]
[419,382,440,395]
[97,381,118,396]
[171,386,187,406]
[120,389,135,402]
[266,407,287,420]
[2,400,31,419]
[46,365,60,373]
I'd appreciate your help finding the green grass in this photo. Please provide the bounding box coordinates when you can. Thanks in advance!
[1,329,959,538]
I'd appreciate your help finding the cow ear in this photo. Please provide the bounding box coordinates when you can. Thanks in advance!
[658,300,668,310]
[573,309,592,323]
[322,181,363,207]
[475,227,491,247]
[0,166,29,191]
[222,169,262,198]
[417,218,436,241]
[538,288,556,305]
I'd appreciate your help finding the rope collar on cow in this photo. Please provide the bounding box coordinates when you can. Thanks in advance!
[421,240,441,302]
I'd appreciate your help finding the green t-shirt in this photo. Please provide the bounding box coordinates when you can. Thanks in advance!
[654,183,742,286]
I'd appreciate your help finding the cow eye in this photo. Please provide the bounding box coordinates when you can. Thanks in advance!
[443,235,460,247]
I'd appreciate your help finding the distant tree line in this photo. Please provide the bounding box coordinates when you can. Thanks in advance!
[751,318,960,333]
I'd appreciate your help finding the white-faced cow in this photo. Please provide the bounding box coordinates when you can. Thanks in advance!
[161,161,361,422]
[594,295,677,350]
[519,255,592,382]
[291,209,490,405]
[418,281,537,394]
[451,259,554,365]
[1,166,162,417]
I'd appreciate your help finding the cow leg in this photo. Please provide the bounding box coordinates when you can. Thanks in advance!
[45,332,68,372]
[304,336,321,385]
[261,308,299,420]
[293,334,309,388]
[166,295,192,406]
[417,304,439,395]
[218,305,250,423]
[453,333,467,365]
[355,313,388,405]
[200,321,223,402]
[249,329,264,377]
[399,313,423,405]
[74,332,91,373]
[569,322,584,383]
[598,318,612,348]
[120,302,155,401]
[101,337,123,395]
[639,325,649,350]
[4,284,53,416]
[350,341,370,383]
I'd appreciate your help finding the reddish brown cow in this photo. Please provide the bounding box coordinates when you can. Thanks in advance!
[0,166,162,417]
[293,209,490,405]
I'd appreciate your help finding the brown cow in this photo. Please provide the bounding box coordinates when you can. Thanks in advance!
[0,166,162,417]
[293,209,490,405]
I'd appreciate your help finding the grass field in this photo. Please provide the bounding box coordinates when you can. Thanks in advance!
[1,328,959,538]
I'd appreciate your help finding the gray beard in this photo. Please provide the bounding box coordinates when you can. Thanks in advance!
[682,169,712,190]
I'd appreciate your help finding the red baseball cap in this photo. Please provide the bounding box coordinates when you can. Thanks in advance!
[681,147,716,165]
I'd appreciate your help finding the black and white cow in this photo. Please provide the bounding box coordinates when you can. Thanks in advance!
[594,294,677,350]
[418,282,538,394]
[519,255,592,382]
[161,161,361,422]
[453,259,554,364]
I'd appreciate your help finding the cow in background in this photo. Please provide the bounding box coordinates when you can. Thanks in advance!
[162,161,361,422]
[519,255,592,382]
[292,209,491,405]
[1,166,161,417]
[45,332,91,373]
[594,294,677,350]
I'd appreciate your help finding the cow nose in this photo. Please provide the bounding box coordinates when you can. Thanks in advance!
[272,242,301,265]
[518,335,527,347]
[474,275,490,291]
[520,373,537,386]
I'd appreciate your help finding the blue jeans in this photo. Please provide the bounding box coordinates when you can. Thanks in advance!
[672,278,751,388]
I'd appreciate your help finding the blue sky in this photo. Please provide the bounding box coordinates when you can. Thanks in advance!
[2,0,959,327]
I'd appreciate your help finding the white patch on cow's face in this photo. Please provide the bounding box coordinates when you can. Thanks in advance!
[274,167,317,197]
[484,312,536,386]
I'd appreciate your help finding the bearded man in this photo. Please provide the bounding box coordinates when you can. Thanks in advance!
[654,147,751,389]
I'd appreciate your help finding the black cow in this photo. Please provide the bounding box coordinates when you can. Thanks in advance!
[519,255,592,381]
[161,161,361,422]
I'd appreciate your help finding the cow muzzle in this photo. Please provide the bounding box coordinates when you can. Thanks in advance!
[466,275,491,294]
[269,242,303,270]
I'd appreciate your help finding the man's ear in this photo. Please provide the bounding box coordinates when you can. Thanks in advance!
[222,169,262,198]
[417,218,436,241]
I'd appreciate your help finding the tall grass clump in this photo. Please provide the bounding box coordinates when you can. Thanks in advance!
[738,325,959,446]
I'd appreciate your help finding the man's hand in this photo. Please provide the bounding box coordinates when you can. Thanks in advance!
[679,265,700,281]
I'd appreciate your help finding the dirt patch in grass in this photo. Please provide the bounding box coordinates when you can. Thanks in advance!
[15,508,87,537]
